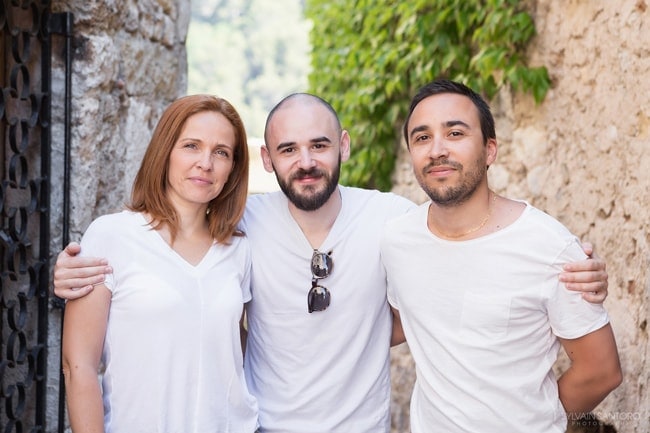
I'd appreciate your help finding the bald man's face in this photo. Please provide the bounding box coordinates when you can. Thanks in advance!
[261,101,350,211]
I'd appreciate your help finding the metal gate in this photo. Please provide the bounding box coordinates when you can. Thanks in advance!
[1,1,72,431]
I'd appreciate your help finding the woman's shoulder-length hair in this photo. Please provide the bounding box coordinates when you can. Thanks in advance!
[128,94,249,244]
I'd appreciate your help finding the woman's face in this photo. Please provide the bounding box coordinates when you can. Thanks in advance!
[166,111,236,211]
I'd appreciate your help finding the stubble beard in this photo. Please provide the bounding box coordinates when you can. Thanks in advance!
[417,157,487,207]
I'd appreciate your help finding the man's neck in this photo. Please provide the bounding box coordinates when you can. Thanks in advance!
[288,186,342,249]
[427,188,493,240]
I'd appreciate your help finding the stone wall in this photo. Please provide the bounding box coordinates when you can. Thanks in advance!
[390,1,649,432]
[47,0,190,429]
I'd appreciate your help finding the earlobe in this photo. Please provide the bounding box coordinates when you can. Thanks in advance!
[260,146,274,173]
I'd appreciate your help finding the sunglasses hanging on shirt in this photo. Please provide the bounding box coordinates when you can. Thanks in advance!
[308,249,333,313]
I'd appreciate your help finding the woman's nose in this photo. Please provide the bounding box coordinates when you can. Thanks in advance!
[196,150,213,170]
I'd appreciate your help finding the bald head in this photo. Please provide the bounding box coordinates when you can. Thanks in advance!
[260,93,350,212]
[264,93,342,144]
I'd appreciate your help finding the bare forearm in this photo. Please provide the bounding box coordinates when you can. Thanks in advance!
[64,369,105,433]
[558,366,621,415]
[61,284,110,433]
[558,324,622,416]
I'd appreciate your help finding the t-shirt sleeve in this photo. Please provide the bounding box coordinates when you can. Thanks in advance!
[79,216,116,292]
[393,194,418,216]
[386,283,399,310]
[381,229,400,311]
[383,194,415,311]
[546,238,609,339]
[240,237,252,304]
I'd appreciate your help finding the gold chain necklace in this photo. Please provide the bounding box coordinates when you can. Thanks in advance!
[430,191,497,239]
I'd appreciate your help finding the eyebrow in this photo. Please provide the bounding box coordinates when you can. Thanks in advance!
[310,136,332,144]
[445,120,470,129]
[276,136,332,151]
[409,125,429,140]
[276,141,296,152]
[409,120,471,140]
[179,137,233,149]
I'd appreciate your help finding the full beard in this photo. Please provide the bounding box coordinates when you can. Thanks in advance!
[417,157,486,207]
[275,160,341,211]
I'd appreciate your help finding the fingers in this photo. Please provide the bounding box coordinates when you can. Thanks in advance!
[579,289,607,304]
[562,258,606,273]
[57,256,110,273]
[560,253,609,305]
[53,242,112,299]
[63,241,82,256]
[580,241,594,257]
[54,264,110,292]
[560,269,608,285]
[561,271,609,305]
[563,279,607,292]
[54,284,96,300]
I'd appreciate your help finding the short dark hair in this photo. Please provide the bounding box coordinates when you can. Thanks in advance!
[403,79,496,147]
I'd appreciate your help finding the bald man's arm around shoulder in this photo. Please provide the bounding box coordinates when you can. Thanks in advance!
[557,323,622,418]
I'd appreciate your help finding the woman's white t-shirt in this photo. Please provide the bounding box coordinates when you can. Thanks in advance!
[80,211,258,433]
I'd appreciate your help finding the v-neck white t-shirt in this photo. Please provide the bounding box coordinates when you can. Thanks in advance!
[80,211,258,433]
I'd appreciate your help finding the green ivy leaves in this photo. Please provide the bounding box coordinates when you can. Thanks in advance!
[306,0,551,190]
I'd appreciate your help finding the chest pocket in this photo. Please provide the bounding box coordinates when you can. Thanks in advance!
[459,293,512,340]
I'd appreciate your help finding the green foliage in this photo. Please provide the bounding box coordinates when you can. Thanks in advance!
[305,0,551,190]
[187,0,311,138]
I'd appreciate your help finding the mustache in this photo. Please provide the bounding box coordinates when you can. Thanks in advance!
[423,158,463,172]
[291,168,326,180]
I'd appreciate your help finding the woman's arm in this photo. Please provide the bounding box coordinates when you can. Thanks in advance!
[62,283,112,433]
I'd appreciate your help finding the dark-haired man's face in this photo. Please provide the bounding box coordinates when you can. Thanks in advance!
[406,93,496,207]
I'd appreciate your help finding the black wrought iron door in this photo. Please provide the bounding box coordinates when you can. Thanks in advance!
[1,1,53,431]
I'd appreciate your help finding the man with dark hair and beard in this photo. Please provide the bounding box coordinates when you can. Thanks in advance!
[53,92,611,433]
[381,79,622,433]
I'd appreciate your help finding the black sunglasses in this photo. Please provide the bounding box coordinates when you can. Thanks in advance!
[308,249,333,313]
